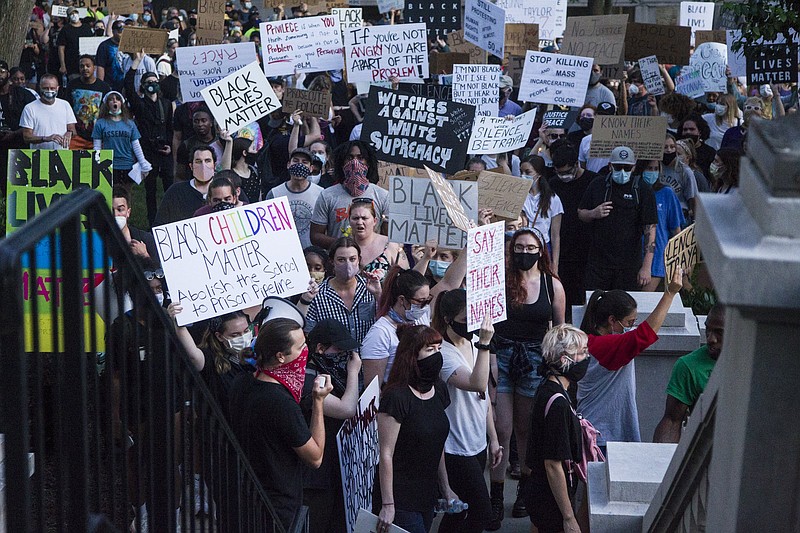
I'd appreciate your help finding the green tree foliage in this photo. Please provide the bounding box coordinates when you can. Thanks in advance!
[723,0,799,51]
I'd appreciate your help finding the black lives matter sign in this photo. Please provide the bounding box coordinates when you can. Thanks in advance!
[404,0,460,38]
[746,43,798,85]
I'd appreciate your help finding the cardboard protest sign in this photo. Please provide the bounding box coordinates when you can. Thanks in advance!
[467,108,536,154]
[496,0,564,42]
[404,0,460,37]
[448,29,488,64]
[452,64,500,116]
[430,52,470,75]
[426,166,473,232]
[354,509,409,533]
[338,379,381,533]
[281,87,332,118]
[505,23,539,57]
[332,7,362,39]
[689,42,727,92]
[176,42,257,103]
[153,197,310,326]
[680,1,715,45]
[119,27,169,55]
[664,224,697,283]
[477,171,531,220]
[377,0,403,14]
[388,176,477,248]
[589,115,669,160]
[541,106,578,129]
[506,54,525,87]
[746,43,799,85]
[200,62,280,133]
[260,16,344,76]
[561,15,628,66]
[107,0,141,14]
[79,36,106,56]
[639,55,665,96]
[360,87,475,175]
[695,30,727,45]
[195,0,225,45]
[600,61,625,81]
[624,23,691,65]
[466,221,506,330]
[397,82,452,101]
[344,23,429,82]
[463,0,505,58]
[517,51,592,106]
[674,66,706,98]
[376,159,429,190]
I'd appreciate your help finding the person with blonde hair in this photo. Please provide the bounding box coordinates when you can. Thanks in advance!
[702,93,740,150]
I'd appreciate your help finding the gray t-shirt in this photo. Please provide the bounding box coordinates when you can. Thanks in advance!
[266,181,323,249]
[576,358,640,446]
[661,161,698,211]
[311,183,389,239]
[584,83,617,109]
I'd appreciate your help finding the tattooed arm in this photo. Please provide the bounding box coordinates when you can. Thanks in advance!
[638,223,656,288]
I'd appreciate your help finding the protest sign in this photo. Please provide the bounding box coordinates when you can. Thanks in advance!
[448,29,488,64]
[281,87,332,118]
[541,106,578,129]
[463,0,505,58]
[466,221,506,330]
[260,16,344,76]
[507,54,525,87]
[195,0,225,45]
[561,15,628,65]
[477,171,531,220]
[354,509,409,533]
[430,52,470,75]
[388,175,477,248]
[153,197,310,326]
[119,27,169,55]
[679,1,715,45]
[377,0,403,13]
[467,108,536,154]
[452,64,500,116]
[639,55,665,96]
[107,0,141,14]
[426,166,474,232]
[674,66,706,98]
[689,42,727,92]
[589,115,669,160]
[74,0,109,9]
[517,51,592,106]
[338,379,381,533]
[348,0,377,6]
[600,61,625,81]
[397,82,452,101]
[404,0,460,37]
[695,30,727,45]
[360,86,475,175]
[664,224,697,283]
[376,160,429,190]
[344,23,429,82]
[332,7,362,39]
[495,0,564,42]
[624,23,691,65]
[176,42,257,103]
[746,43,798,85]
[200,62,280,133]
[79,36,106,56]
[52,5,89,17]
[504,23,539,57]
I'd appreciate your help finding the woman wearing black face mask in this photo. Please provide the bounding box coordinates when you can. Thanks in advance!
[567,104,596,147]
[224,136,262,201]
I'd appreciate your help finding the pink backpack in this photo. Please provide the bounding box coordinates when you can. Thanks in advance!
[544,393,606,483]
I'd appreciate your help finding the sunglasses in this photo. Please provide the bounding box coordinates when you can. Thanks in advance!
[548,133,566,140]
[744,105,762,111]
[612,164,634,171]
[351,197,374,206]
[144,269,164,280]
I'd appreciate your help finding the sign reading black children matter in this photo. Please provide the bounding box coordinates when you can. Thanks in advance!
[361,86,476,175]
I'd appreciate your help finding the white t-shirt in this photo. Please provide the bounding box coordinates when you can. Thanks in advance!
[440,342,489,456]
[578,133,610,174]
[19,98,77,150]
[522,191,564,244]
[481,154,521,177]
[361,309,431,382]
[701,112,737,151]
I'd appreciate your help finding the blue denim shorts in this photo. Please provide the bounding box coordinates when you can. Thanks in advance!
[495,338,544,398]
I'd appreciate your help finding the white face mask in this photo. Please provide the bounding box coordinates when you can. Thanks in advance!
[227,330,253,353]
[115,215,127,229]
[70,13,80,23]
[155,293,165,305]
[313,152,326,166]
[405,303,428,321]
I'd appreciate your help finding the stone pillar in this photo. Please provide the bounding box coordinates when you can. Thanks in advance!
[697,113,800,531]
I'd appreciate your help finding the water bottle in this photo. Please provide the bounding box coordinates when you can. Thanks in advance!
[435,498,469,514]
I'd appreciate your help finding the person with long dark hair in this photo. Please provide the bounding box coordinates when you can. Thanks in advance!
[710,148,741,194]
[521,155,563,274]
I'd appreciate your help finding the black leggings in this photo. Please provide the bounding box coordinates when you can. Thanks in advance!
[438,450,492,533]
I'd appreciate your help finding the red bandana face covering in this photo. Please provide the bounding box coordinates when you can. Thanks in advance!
[256,346,309,403]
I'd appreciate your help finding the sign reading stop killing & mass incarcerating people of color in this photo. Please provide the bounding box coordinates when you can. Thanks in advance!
[518,50,592,106]
[466,221,506,330]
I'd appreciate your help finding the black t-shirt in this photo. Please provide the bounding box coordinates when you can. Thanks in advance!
[378,380,450,512]
[695,142,716,178]
[57,23,94,75]
[267,131,305,183]
[200,347,254,422]
[494,272,553,343]
[160,75,180,102]
[579,175,658,269]
[229,375,311,530]
[153,180,206,226]
[549,170,596,263]
[0,93,12,131]
[129,226,159,263]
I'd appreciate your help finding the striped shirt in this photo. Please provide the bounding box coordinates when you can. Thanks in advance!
[304,276,377,344]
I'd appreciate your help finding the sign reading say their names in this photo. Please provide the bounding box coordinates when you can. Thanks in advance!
[589,115,669,160]
[466,221,506,330]
[561,15,628,65]
[518,50,592,106]
[463,0,506,58]
[260,16,344,76]
[477,171,531,220]
[624,23,691,65]
[452,64,500,116]
[467,108,536,154]
[426,166,473,232]
[119,27,169,55]
[746,43,798,85]
[664,224,697,283]
[679,1,715,45]
[689,42,727,92]
[639,55,665,96]
[153,197,310,326]
[344,23,429,82]
[200,62,280,133]
[176,42,257,103]
[282,87,332,118]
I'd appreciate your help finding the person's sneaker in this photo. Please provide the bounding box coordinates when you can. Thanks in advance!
[486,497,504,531]
[508,460,522,480]
[194,474,210,515]
[512,483,528,518]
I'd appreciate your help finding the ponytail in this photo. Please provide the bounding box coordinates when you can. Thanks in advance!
[580,289,637,335]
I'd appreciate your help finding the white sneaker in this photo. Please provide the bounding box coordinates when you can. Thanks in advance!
[129,504,148,533]
[176,508,182,533]
[194,474,210,515]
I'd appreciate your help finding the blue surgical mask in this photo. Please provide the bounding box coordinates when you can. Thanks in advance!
[642,170,660,185]
[612,169,631,184]
[714,103,727,117]
[428,260,450,279]
[143,14,152,22]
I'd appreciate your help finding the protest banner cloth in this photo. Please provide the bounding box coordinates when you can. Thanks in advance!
[376,159,429,190]
[194,0,225,45]
[561,15,628,66]
[6,149,113,352]
[430,52,471,75]
[664,224,697,283]
[624,23,691,65]
[200,62,281,133]
[397,82,452,101]
[425,165,473,232]
[466,221,506,330]
[674,66,706,98]
[404,0,460,37]
[388,175,477,248]
[695,30,727,45]
[541,106,578,129]
[79,36,106,56]
[467,108,537,154]
[746,43,798,85]
[343,23,429,82]
[477,171,531,220]
[589,115,669,160]
[504,23,539,58]
[153,197,310,326]
[259,16,344,77]
[639,55,665,96]
[689,42,728,92]
[448,29,488,64]
[176,42,257,103]
[495,0,564,42]
[354,509,410,533]
[281,87,333,118]
[679,1,715,45]
[360,86,475,175]
[517,50,592,106]
[119,27,169,55]
[377,0,403,14]
[463,0,506,58]
[338,379,381,533]
[332,7,362,39]
[452,64,500,116]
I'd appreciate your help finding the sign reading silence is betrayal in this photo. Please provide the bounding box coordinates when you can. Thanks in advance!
[467,108,537,154]
[154,197,310,326]
[360,86,476,175]
[201,62,280,133]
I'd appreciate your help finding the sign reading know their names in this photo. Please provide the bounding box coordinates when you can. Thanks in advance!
[679,1,715,45]
[154,197,309,326]
[463,0,506,58]
[746,43,798,85]
[639,55,665,96]
[389,175,477,248]
[467,108,536,154]
[282,88,332,118]
[452,64,500,116]
[518,51,592,106]
[119,27,169,55]
[260,16,344,76]
[201,62,280,133]
[589,115,669,160]
[477,171,531,220]
[561,15,628,65]
[624,23,691,66]
[664,224,697,283]
[689,42,727,92]
[344,23,429,82]
[466,221,506,330]
[176,42,257,103]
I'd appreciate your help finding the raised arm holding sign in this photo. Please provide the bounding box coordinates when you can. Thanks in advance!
[200,62,281,133]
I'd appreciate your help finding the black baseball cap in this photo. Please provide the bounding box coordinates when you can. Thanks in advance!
[0,60,9,72]
[597,101,617,116]
[290,147,313,160]
[308,319,359,351]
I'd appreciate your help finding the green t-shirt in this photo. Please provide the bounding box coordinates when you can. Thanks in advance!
[665,345,716,408]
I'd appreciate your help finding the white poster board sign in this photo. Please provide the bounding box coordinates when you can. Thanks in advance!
[259,16,344,76]
[79,36,107,56]
[200,62,281,133]
[153,197,309,326]
[344,23,429,82]
[466,221,507,331]
[689,42,727,92]
[452,64,501,116]
[467,108,537,154]
[354,509,410,533]
[518,50,592,105]
[52,5,89,17]
[175,42,257,103]
[463,0,506,58]
[639,55,665,96]
[679,1,715,45]
[496,0,564,41]
[332,7,363,39]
